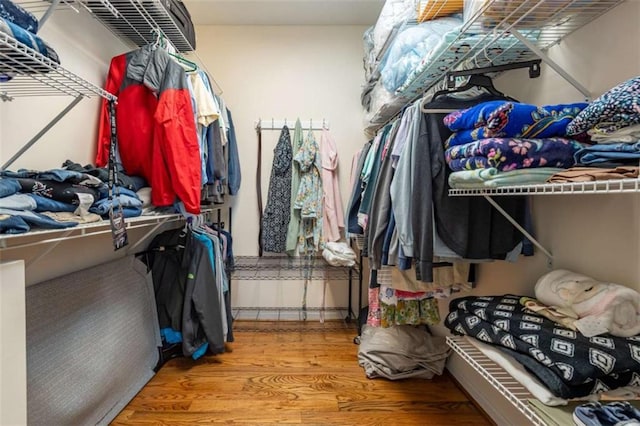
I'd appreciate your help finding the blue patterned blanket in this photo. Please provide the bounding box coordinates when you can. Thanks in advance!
[443,101,587,148]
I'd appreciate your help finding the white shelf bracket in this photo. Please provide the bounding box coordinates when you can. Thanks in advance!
[2,95,84,170]
[510,29,592,101]
[483,195,553,265]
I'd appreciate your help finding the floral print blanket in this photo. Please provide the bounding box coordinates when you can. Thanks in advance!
[445,137,582,172]
[443,101,587,149]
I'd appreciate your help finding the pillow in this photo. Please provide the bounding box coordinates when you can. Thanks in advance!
[566,76,640,135]
[417,0,463,22]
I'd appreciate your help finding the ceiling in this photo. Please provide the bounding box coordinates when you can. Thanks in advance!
[184,0,385,26]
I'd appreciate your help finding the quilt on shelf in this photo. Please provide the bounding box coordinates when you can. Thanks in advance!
[445,294,640,399]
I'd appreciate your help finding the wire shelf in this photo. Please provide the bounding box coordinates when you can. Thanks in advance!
[446,336,547,426]
[448,178,640,196]
[231,255,357,281]
[0,31,116,100]
[80,0,195,52]
[369,0,624,128]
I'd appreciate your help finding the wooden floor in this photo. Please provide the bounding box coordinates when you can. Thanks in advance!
[113,321,492,425]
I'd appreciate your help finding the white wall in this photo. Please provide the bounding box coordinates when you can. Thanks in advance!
[442,2,640,423]
[194,25,369,311]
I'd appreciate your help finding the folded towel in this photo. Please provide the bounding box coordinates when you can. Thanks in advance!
[445,137,582,172]
[535,269,640,337]
[547,166,639,183]
[588,123,640,144]
[448,167,564,188]
[324,241,357,260]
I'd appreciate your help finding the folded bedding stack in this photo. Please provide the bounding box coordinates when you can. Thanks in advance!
[547,76,640,182]
[443,100,587,188]
[0,0,60,79]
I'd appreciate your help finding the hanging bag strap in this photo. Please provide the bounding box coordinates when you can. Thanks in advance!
[108,99,128,250]
[256,125,264,257]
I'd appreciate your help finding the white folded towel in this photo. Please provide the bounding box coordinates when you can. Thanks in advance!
[322,241,357,267]
[535,269,640,337]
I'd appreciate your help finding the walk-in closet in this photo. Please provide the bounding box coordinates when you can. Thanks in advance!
[1,0,639,425]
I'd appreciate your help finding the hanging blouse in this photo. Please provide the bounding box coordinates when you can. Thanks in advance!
[261,126,292,253]
[293,129,323,253]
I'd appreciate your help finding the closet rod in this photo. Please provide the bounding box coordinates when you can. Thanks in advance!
[255,119,329,131]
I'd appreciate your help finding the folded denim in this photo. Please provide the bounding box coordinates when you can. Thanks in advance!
[0,193,36,210]
[96,185,142,201]
[0,214,30,234]
[27,194,77,213]
[90,193,143,216]
[0,0,38,33]
[574,142,640,165]
[0,178,20,198]
[0,208,78,229]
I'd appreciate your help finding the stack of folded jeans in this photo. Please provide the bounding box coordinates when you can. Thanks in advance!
[573,402,640,426]
[567,76,640,169]
[0,0,61,78]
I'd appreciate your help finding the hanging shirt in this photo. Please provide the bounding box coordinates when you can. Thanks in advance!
[189,72,220,185]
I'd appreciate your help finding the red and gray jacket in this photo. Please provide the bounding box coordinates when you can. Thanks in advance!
[96,45,201,213]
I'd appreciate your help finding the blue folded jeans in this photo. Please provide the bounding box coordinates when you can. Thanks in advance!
[0,214,30,234]
[0,193,36,211]
[0,178,20,198]
[27,194,77,213]
[0,208,78,229]
[575,142,640,165]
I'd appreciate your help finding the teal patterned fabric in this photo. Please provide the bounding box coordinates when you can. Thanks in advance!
[567,76,640,136]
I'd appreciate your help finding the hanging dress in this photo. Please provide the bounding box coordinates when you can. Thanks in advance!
[261,126,292,253]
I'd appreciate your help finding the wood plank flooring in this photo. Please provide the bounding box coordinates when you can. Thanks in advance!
[112,321,491,425]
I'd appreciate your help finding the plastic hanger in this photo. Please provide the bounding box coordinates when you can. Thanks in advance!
[430,74,506,102]
[169,52,198,72]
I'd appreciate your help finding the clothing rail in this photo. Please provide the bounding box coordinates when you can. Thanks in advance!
[255,119,329,131]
